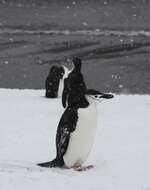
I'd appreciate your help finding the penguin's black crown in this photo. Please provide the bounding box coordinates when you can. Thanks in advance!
[72,57,82,71]
[49,66,59,75]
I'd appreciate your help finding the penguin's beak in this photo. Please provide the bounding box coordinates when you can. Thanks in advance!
[100,93,114,99]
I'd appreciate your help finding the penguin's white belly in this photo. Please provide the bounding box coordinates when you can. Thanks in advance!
[63,105,97,167]
[58,66,70,98]
[57,79,64,98]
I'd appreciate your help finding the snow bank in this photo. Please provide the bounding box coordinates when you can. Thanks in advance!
[0,89,150,190]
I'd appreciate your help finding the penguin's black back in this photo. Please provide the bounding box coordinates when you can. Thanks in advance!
[45,66,64,98]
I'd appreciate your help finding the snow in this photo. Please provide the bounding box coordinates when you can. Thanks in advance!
[83,22,88,27]
[4,61,9,65]
[0,89,150,190]
[2,28,150,37]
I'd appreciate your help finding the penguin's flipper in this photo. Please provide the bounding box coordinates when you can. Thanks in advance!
[37,161,52,168]
[56,107,78,158]
[37,128,70,168]
[56,126,71,158]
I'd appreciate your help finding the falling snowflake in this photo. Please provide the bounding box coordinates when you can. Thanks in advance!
[83,22,88,26]
[119,85,123,88]
[64,30,70,35]
[95,29,100,32]
[9,38,14,42]
[4,61,9,65]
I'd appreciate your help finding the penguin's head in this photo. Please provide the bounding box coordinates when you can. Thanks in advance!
[49,66,59,75]
[86,89,114,103]
[72,57,82,71]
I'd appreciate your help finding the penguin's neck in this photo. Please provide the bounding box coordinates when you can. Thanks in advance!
[73,62,81,72]
[62,66,70,79]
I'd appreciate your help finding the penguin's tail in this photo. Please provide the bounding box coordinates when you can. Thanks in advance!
[37,158,64,168]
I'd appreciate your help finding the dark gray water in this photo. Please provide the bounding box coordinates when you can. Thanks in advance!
[0,1,150,94]
[0,32,150,94]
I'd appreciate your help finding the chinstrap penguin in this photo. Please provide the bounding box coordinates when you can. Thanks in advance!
[62,57,87,108]
[38,89,114,171]
[45,65,70,98]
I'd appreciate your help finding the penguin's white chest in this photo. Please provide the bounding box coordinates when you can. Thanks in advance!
[63,104,97,167]
[57,79,64,98]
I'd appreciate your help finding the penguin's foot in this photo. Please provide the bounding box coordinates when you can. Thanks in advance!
[73,165,94,172]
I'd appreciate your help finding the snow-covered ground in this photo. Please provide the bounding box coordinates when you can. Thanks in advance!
[0,89,150,190]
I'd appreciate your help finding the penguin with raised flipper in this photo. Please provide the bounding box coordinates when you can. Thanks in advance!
[38,89,113,171]
[62,57,87,108]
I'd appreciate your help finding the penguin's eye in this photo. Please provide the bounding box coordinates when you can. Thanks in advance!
[95,95,98,98]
